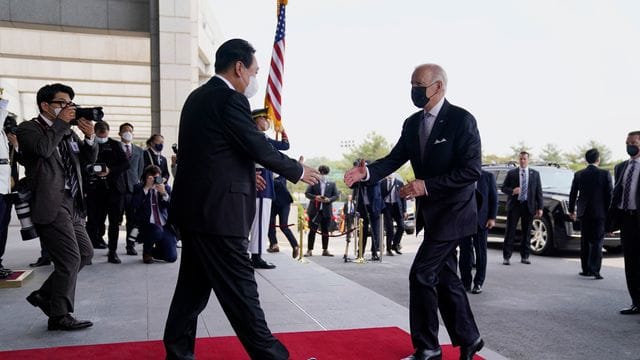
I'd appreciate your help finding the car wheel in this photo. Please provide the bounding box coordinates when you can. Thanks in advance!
[530,216,553,255]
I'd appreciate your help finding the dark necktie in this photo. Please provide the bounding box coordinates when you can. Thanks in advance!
[58,136,79,199]
[623,161,636,209]
[151,189,162,226]
[125,144,131,159]
[519,169,528,201]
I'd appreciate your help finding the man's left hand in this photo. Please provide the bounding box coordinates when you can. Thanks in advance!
[77,118,94,138]
[535,209,543,218]
[486,219,496,229]
[400,179,426,199]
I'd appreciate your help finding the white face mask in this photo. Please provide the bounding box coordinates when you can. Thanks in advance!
[121,132,133,142]
[244,75,259,98]
[96,136,109,144]
[53,107,63,117]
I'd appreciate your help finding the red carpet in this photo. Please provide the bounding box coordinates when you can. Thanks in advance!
[0,327,484,359]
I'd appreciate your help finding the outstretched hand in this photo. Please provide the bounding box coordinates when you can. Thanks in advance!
[299,156,321,185]
[344,159,367,187]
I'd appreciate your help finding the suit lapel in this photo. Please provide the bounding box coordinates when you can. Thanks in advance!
[422,99,449,159]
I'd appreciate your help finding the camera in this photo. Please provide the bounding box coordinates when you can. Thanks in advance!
[127,227,141,244]
[86,163,107,176]
[70,106,104,125]
[154,175,164,184]
[8,190,39,241]
[3,114,18,134]
[171,143,178,154]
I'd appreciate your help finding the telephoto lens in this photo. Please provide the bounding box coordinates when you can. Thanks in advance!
[12,191,39,241]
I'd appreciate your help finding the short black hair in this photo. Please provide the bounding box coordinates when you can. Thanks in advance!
[142,165,161,180]
[318,165,330,175]
[94,121,110,133]
[214,39,255,73]
[585,148,600,164]
[519,151,530,158]
[146,134,164,146]
[36,83,75,112]
[119,122,134,132]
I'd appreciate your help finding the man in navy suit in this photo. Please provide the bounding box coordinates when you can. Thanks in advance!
[164,39,321,359]
[569,149,612,279]
[609,131,640,315]
[381,174,406,255]
[345,63,483,360]
[501,151,543,265]
[459,170,497,294]
[305,165,340,257]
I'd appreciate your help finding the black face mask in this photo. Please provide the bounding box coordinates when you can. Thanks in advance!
[411,86,429,108]
[627,144,640,157]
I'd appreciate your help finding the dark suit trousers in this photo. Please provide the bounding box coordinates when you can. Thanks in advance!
[410,234,479,349]
[163,231,288,360]
[621,213,640,306]
[579,217,605,274]
[459,228,488,288]
[86,186,124,251]
[268,204,298,248]
[119,191,137,247]
[307,215,330,250]
[0,194,13,265]
[344,214,355,242]
[140,224,177,262]
[34,192,93,317]
[383,202,405,249]
[362,205,381,253]
[504,201,533,259]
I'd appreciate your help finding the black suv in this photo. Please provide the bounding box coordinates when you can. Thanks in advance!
[483,163,621,255]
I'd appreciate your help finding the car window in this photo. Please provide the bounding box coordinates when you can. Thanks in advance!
[495,170,507,187]
[532,166,574,190]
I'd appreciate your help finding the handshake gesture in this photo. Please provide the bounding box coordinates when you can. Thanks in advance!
[343,160,427,198]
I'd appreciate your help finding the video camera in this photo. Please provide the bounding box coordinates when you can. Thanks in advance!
[171,143,178,154]
[86,163,107,176]
[3,114,18,134]
[70,106,104,125]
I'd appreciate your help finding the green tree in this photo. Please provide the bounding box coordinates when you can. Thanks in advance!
[564,140,615,171]
[540,143,564,164]
[483,153,513,165]
[509,141,532,159]
[341,132,392,169]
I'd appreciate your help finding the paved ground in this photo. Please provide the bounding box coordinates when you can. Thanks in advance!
[0,220,506,360]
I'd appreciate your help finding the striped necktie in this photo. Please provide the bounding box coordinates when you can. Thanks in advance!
[58,137,79,199]
[623,161,636,209]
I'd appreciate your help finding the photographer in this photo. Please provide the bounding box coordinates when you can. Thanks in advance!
[0,112,18,272]
[131,165,176,264]
[143,134,169,182]
[85,121,130,263]
[16,83,97,331]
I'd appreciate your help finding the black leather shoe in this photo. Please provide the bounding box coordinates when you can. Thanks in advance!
[93,240,107,249]
[459,337,484,360]
[29,257,52,267]
[579,271,593,276]
[126,247,138,256]
[107,252,121,264]
[371,252,380,261]
[620,305,640,315]
[48,314,93,331]
[593,273,603,280]
[392,245,403,255]
[502,259,510,265]
[252,258,276,269]
[26,291,51,317]
[471,285,483,294]
[386,250,395,256]
[401,347,442,360]
[521,258,531,264]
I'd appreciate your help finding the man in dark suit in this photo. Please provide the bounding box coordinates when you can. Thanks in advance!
[501,151,543,265]
[305,165,339,257]
[381,174,406,256]
[354,176,385,260]
[143,134,170,182]
[17,83,98,331]
[345,63,483,360]
[164,39,321,359]
[268,175,300,258]
[569,149,612,280]
[609,131,640,315]
[85,121,130,263]
[459,170,497,294]
[118,122,144,255]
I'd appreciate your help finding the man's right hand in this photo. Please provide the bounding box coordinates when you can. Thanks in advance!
[344,159,367,187]
[56,106,76,123]
[256,173,266,191]
[512,187,521,195]
[301,164,321,185]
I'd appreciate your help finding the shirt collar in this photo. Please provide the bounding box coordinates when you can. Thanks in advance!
[425,97,445,118]
[39,113,54,127]
[215,74,236,91]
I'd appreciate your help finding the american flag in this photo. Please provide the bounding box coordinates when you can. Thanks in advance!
[265,1,287,133]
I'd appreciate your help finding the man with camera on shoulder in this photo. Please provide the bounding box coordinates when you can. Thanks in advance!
[85,121,130,263]
[16,83,98,331]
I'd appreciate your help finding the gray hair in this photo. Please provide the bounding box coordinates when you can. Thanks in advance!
[415,63,448,91]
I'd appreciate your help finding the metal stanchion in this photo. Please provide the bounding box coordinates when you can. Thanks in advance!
[354,218,366,264]
[379,213,384,262]
[297,225,308,264]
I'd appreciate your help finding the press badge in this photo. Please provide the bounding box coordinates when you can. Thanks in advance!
[69,141,80,153]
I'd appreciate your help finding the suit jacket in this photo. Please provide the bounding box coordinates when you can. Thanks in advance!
[305,181,340,218]
[476,170,498,229]
[366,99,482,240]
[95,138,130,194]
[123,143,144,193]
[354,181,385,215]
[16,116,98,223]
[131,183,171,227]
[272,175,293,208]
[608,160,640,231]
[568,164,612,219]
[501,167,543,215]
[144,148,170,181]
[381,177,407,213]
[169,76,303,237]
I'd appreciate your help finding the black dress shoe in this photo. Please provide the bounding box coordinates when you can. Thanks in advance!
[620,305,640,315]
[459,337,484,360]
[579,271,593,276]
[401,347,442,360]
[93,241,107,249]
[471,285,483,294]
[593,273,603,280]
[29,257,52,267]
[252,258,276,269]
[26,291,51,317]
[126,247,138,256]
[521,258,531,264]
[107,252,121,264]
[48,314,93,331]
[386,249,395,256]
[502,259,510,265]
[371,253,380,261]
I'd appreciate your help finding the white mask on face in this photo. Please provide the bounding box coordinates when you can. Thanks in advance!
[53,107,63,117]
[96,136,109,144]
[121,132,133,142]
[244,75,259,98]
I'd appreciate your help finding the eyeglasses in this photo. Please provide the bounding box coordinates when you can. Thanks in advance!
[49,100,76,108]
